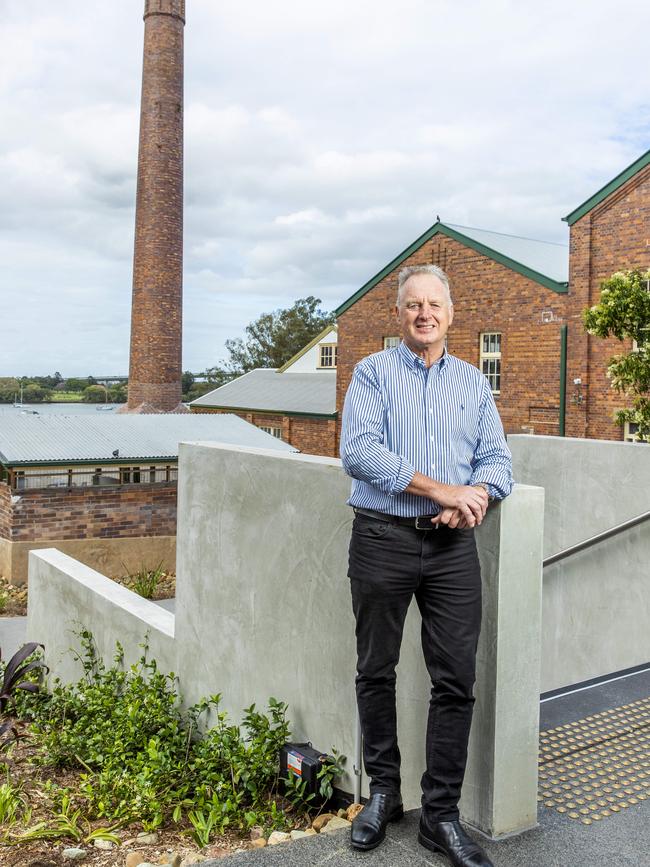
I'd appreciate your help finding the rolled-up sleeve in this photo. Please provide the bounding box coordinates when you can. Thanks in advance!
[469,380,514,500]
[340,361,415,496]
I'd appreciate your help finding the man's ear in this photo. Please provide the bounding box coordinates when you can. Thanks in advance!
[448,304,454,326]
[393,304,400,321]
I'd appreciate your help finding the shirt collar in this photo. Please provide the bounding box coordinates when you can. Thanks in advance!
[397,340,449,371]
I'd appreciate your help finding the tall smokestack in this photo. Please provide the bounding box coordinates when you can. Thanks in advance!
[124,0,186,413]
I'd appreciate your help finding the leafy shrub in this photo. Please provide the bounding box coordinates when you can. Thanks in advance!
[18,632,341,844]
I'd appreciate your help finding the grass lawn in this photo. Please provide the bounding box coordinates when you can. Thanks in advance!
[48,392,84,402]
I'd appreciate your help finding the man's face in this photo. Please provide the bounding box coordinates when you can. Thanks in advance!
[395,272,454,357]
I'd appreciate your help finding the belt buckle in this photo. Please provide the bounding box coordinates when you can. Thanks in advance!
[414,515,436,530]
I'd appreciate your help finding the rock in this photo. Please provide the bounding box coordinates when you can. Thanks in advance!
[204,846,231,859]
[167,856,182,867]
[304,828,317,836]
[267,831,291,845]
[180,858,206,867]
[346,803,364,821]
[337,808,347,818]
[62,850,86,862]
[250,838,267,848]
[290,830,309,840]
[125,853,148,867]
[93,839,116,849]
[321,816,352,834]
[311,812,335,832]
[136,832,160,845]
[249,826,265,841]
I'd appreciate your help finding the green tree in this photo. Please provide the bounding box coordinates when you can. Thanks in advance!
[108,383,127,403]
[583,269,650,441]
[0,377,21,403]
[65,378,91,392]
[82,384,108,403]
[217,296,334,377]
[22,382,50,402]
[181,370,195,398]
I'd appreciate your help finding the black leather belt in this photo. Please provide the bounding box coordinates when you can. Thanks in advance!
[354,507,440,531]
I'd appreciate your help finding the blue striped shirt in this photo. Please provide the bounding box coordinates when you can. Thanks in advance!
[340,341,513,516]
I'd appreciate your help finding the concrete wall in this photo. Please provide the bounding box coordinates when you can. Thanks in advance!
[27,548,175,684]
[510,435,650,692]
[28,443,544,839]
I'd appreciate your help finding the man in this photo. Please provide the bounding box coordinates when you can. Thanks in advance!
[340,264,513,867]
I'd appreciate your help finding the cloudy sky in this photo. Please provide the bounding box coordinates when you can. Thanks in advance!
[2,0,650,376]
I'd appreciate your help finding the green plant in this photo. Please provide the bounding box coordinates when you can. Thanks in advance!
[0,776,29,827]
[124,561,165,599]
[0,591,7,615]
[583,269,650,440]
[18,633,301,835]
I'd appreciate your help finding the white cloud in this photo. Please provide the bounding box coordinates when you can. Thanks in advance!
[2,0,650,374]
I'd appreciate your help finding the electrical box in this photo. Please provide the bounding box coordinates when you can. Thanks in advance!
[280,742,328,799]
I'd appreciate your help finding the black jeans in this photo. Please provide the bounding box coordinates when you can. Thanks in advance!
[348,512,482,823]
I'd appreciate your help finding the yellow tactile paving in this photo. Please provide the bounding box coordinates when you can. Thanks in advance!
[538,696,650,826]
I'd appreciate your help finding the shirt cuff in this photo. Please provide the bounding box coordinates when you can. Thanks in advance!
[392,459,415,496]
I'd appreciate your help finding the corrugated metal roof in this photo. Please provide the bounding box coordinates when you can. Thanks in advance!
[445,224,569,283]
[0,413,296,465]
[190,369,337,415]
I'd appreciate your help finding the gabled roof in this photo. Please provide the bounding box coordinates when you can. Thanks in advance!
[335,221,568,316]
[0,413,296,467]
[277,324,337,373]
[563,148,650,226]
[190,369,336,417]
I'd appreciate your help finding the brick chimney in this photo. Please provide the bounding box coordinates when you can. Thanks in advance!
[123,0,187,413]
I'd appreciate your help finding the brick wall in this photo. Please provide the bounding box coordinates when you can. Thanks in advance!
[567,165,650,440]
[0,483,11,541]
[191,408,338,457]
[127,0,185,412]
[336,234,567,443]
[6,483,177,543]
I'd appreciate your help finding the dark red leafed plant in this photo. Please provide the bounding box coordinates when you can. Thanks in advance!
[0,642,47,751]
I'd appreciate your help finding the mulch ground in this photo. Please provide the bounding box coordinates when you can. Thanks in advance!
[0,736,256,867]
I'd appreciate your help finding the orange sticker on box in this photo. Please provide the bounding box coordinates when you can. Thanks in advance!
[287,751,303,777]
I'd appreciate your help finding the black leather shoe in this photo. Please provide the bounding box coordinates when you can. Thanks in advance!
[350,792,404,850]
[418,819,494,866]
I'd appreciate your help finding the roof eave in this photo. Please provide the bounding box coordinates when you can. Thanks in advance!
[190,405,337,419]
[335,222,567,316]
[563,148,650,226]
[277,324,337,372]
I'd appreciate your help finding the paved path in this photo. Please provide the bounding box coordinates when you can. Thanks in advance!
[205,800,650,867]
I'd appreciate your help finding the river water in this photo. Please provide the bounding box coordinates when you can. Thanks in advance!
[0,403,121,416]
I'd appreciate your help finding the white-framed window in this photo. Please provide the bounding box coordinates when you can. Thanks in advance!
[480,332,501,394]
[623,421,641,443]
[318,344,337,368]
[258,425,282,439]
[384,336,400,349]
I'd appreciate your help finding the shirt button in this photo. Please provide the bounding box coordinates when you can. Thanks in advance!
[430,436,435,442]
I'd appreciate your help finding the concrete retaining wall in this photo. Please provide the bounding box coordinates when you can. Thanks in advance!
[510,435,650,692]
[28,442,544,838]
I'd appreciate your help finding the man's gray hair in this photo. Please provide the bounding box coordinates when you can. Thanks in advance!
[397,265,453,306]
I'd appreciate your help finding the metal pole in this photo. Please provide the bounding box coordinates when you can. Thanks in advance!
[543,510,650,568]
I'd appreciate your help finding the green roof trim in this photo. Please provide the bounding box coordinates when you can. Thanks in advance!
[277,324,337,372]
[563,149,650,226]
[191,406,337,420]
[335,222,567,317]
[2,457,178,469]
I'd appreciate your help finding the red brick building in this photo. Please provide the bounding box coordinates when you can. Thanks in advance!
[191,326,338,457]
[335,148,650,448]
